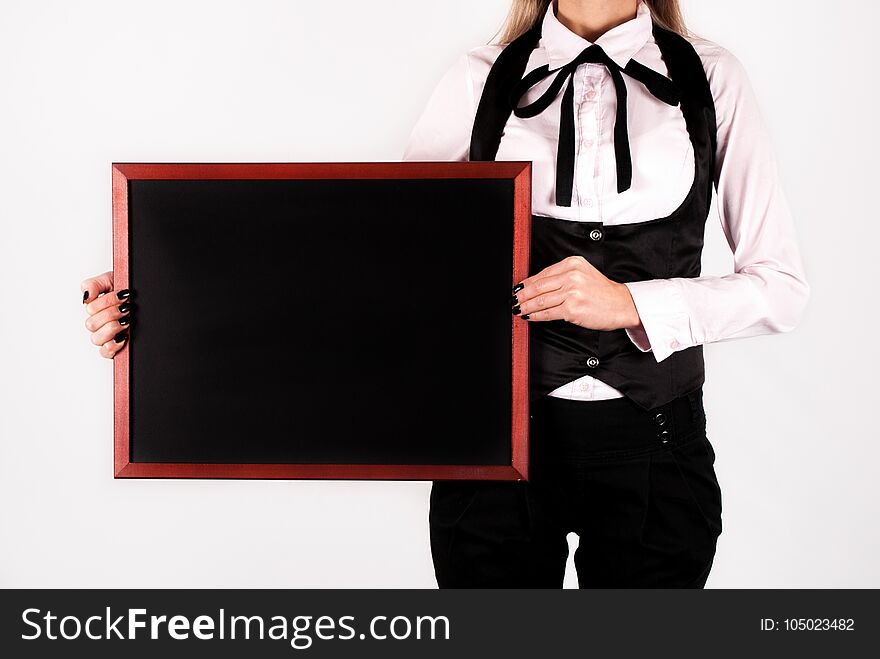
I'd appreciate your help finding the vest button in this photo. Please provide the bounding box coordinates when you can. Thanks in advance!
[659,429,670,444]
[589,228,603,241]
[653,412,667,426]
[585,356,600,368]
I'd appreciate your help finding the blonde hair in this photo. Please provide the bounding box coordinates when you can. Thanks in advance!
[494,0,687,44]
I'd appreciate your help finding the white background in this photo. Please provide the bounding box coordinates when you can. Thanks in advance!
[0,0,876,587]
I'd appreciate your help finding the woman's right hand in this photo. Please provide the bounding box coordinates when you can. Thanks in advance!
[81,270,133,359]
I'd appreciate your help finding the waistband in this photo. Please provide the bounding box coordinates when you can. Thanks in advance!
[530,387,706,462]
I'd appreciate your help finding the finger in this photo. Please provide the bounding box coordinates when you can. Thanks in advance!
[99,335,127,359]
[515,271,573,306]
[85,301,132,333]
[85,289,131,317]
[519,299,569,323]
[512,255,590,295]
[90,319,130,347]
[517,289,568,316]
[81,271,114,305]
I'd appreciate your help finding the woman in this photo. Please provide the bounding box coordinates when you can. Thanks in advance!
[400,0,810,588]
[81,0,810,587]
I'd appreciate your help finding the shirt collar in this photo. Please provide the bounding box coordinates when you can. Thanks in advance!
[541,0,653,70]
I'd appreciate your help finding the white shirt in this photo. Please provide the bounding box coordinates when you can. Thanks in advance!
[402,0,810,401]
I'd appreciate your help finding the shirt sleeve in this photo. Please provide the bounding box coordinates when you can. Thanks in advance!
[402,53,475,162]
[622,44,811,362]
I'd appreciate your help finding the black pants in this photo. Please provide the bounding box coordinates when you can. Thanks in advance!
[428,388,722,588]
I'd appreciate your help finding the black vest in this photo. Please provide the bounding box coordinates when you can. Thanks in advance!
[470,19,717,411]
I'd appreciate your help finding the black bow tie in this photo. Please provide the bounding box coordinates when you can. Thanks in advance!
[509,43,680,207]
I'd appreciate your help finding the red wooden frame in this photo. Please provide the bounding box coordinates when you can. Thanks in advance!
[112,162,531,480]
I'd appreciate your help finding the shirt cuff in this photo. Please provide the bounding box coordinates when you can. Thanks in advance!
[622,280,692,363]
[624,322,652,353]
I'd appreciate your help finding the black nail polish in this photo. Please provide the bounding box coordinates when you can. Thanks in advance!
[117,288,130,300]
[510,294,519,306]
[521,314,530,320]
[511,305,521,315]
[118,316,130,327]
[82,290,89,303]
[114,330,128,343]
[512,282,524,294]
[118,302,131,314]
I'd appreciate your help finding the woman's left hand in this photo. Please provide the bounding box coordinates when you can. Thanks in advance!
[511,255,643,332]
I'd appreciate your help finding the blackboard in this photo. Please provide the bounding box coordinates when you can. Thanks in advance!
[112,162,531,480]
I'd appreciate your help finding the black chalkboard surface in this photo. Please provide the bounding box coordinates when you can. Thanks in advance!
[112,163,531,480]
